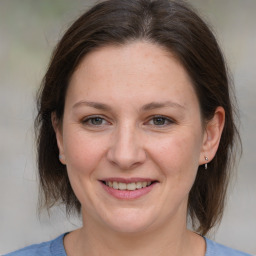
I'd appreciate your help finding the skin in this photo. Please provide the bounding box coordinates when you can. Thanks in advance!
[52,41,225,256]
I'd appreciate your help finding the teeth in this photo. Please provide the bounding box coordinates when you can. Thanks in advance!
[118,182,126,190]
[127,183,136,190]
[136,182,142,189]
[105,181,152,190]
[113,181,118,189]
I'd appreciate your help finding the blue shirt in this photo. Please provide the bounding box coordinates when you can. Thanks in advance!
[4,233,253,256]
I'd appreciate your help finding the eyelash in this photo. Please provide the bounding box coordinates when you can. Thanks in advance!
[146,115,174,126]
[82,115,110,126]
[81,115,175,127]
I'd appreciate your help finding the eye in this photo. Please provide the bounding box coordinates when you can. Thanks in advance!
[82,116,109,126]
[147,115,174,126]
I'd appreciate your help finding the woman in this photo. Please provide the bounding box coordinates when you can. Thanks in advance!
[5,0,252,255]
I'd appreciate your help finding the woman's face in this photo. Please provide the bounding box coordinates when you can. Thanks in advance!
[56,41,208,233]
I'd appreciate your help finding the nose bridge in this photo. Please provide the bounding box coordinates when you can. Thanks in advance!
[107,121,146,169]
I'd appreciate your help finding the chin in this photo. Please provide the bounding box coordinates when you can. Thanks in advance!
[107,221,153,234]
[101,208,157,234]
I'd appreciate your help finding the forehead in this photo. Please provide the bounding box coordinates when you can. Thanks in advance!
[67,41,198,109]
[73,41,182,82]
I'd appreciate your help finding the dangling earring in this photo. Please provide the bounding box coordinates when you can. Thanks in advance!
[204,156,209,170]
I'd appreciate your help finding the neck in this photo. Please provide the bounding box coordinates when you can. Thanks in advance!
[64,207,205,256]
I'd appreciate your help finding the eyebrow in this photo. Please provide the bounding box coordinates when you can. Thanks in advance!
[72,101,112,111]
[72,100,185,111]
[141,101,185,111]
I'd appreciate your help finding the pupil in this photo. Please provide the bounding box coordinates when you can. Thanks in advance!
[92,117,102,125]
[154,117,165,125]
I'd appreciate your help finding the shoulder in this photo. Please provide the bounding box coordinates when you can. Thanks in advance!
[205,237,253,256]
[3,233,67,256]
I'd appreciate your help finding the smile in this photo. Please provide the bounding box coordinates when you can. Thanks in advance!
[104,181,152,191]
[100,179,158,199]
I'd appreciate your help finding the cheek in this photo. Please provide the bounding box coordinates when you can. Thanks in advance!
[149,130,202,177]
[63,129,107,175]
[62,129,109,206]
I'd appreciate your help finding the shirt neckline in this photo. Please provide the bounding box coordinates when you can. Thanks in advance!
[51,233,214,256]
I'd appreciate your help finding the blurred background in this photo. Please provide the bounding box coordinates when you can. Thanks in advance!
[0,0,255,254]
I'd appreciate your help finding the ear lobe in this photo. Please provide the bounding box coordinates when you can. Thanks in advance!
[200,106,225,165]
[51,112,66,165]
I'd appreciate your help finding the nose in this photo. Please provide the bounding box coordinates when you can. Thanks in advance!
[106,123,147,170]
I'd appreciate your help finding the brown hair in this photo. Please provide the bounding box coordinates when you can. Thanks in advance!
[35,0,240,236]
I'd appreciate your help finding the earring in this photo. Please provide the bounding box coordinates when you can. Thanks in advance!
[204,156,209,170]
[59,154,66,165]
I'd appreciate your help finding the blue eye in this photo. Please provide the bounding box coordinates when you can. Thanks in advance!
[82,116,107,126]
[90,117,104,125]
[149,116,173,126]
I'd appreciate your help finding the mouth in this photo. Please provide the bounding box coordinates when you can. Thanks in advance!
[102,180,156,191]
[100,179,158,199]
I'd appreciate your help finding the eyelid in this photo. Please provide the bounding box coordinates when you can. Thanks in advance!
[81,114,175,127]
[82,115,111,126]
[145,115,176,126]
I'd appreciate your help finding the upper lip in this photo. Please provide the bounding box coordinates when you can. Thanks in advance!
[100,177,157,183]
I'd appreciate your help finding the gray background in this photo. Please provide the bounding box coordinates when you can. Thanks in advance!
[0,0,255,254]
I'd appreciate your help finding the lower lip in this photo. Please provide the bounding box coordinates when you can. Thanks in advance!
[101,182,157,200]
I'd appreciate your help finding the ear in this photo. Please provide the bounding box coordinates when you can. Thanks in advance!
[199,106,225,166]
[51,112,66,165]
